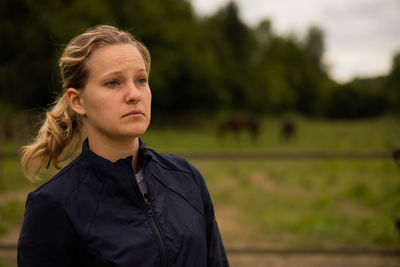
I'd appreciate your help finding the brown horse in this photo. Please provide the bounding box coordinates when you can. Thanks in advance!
[218,115,259,142]
[280,119,297,142]
[393,149,400,165]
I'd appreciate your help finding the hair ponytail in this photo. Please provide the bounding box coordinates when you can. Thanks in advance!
[20,93,82,180]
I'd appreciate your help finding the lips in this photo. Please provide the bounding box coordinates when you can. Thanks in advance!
[122,109,144,118]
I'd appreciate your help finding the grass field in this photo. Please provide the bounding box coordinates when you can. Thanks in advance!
[1,116,400,266]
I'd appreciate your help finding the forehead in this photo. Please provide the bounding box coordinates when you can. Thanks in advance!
[86,44,145,74]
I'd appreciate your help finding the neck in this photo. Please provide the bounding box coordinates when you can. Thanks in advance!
[87,134,140,172]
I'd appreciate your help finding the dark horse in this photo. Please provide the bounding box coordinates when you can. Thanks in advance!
[218,115,259,142]
[280,119,296,142]
[393,149,400,165]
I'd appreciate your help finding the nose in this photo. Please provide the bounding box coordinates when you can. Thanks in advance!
[125,81,140,103]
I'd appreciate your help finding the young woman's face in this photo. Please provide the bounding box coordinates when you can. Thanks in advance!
[78,44,151,143]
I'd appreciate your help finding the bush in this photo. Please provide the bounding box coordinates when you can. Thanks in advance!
[325,84,388,119]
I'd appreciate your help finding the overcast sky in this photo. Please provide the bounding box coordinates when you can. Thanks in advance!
[190,0,400,83]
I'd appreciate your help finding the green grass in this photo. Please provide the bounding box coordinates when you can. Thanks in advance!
[143,116,400,152]
[0,259,16,267]
[1,116,400,249]
[192,158,400,247]
[0,201,25,236]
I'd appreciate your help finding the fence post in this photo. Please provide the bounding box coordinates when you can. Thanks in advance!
[0,124,3,180]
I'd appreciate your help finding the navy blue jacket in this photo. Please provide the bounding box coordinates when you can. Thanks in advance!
[18,139,229,266]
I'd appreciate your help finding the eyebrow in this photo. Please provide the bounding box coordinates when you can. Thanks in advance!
[101,68,147,78]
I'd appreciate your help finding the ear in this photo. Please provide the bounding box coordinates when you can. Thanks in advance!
[66,88,86,116]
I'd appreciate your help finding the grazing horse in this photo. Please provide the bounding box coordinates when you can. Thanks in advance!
[218,115,259,142]
[280,119,296,142]
[393,149,400,165]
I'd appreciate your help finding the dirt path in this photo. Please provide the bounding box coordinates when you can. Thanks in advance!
[2,250,400,267]
[228,253,400,267]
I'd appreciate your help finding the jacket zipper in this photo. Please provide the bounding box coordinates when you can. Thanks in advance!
[127,163,168,267]
[145,200,168,267]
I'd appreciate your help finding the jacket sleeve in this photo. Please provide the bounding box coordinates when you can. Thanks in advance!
[18,190,77,267]
[190,164,230,267]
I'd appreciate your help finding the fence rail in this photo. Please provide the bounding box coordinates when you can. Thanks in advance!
[1,151,399,160]
[225,247,400,256]
[0,153,18,158]
[0,242,399,256]
[179,151,394,160]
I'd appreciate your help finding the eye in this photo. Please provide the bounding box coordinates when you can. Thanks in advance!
[106,80,120,88]
[137,77,147,85]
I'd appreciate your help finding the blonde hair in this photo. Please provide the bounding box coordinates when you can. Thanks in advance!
[20,25,151,180]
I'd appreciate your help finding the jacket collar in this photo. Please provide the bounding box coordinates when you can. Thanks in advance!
[81,138,153,179]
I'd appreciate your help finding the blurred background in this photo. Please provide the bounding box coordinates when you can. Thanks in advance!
[1,0,400,266]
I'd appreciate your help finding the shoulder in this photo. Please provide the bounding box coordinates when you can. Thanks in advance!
[146,148,194,173]
[145,148,203,181]
[145,147,218,222]
[29,154,90,205]
[144,147,209,192]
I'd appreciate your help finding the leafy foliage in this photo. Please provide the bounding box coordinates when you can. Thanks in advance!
[0,0,398,121]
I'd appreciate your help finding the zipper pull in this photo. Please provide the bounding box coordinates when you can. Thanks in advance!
[146,201,153,217]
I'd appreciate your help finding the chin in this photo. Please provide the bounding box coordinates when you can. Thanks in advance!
[117,120,149,137]
[125,126,149,138]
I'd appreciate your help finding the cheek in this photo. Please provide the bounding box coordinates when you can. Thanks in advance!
[82,91,112,118]
[147,89,152,107]
[83,97,102,115]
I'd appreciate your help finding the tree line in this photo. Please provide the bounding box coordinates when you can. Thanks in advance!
[1,0,399,122]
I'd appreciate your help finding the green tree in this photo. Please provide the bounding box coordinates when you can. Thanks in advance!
[253,21,297,113]
[385,52,400,113]
[204,1,258,111]
[304,25,325,70]
[326,80,387,119]
[1,0,370,120]
[0,0,114,108]
[253,22,335,115]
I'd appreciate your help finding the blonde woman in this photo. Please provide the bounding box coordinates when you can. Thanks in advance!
[18,25,229,267]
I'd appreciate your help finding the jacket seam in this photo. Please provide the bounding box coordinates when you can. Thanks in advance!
[61,163,110,264]
[85,174,107,237]
[148,152,193,175]
[149,160,205,218]
[187,163,213,227]
[153,159,193,175]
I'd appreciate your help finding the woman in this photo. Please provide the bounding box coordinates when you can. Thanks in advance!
[18,25,229,267]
